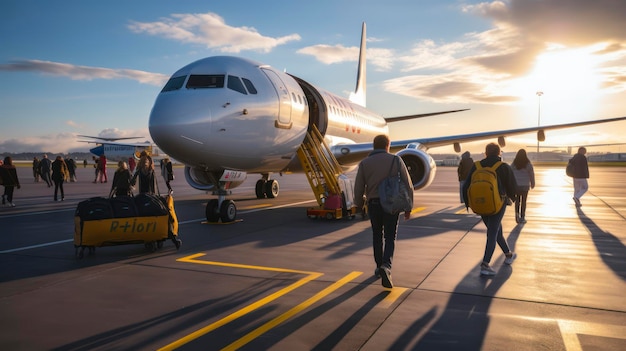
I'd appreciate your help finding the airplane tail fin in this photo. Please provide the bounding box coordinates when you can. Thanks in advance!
[349,22,366,107]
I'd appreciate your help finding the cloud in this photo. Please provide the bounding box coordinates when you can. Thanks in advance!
[382,0,626,104]
[297,44,394,71]
[0,60,169,86]
[128,12,300,53]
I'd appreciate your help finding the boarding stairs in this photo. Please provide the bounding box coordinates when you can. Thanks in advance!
[296,125,356,219]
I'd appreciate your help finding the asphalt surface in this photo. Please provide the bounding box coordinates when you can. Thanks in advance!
[1,164,625,350]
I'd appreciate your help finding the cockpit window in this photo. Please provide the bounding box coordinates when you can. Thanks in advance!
[186,75,225,89]
[242,78,257,94]
[227,75,247,95]
[161,76,186,92]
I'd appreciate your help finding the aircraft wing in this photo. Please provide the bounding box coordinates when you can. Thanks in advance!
[332,115,626,163]
[78,140,153,147]
[383,109,469,122]
[77,135,144,142]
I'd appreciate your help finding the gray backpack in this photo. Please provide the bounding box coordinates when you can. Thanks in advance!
[378,156,413,214]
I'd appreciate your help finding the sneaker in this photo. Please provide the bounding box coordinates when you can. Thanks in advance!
[480,264,496,276]
[380,267,393,288]
[374,267,380,278]
[520,218,527,223]
[10,202,16,207]
[504,252,517,265]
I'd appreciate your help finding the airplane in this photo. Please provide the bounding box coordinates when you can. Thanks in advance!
[78,135,164,162]
[148,22,626,223]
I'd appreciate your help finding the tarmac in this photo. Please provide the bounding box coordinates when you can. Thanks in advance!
[0,164,625,350]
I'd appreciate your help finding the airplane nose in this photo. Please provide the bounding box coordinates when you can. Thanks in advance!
[149,93,212,163]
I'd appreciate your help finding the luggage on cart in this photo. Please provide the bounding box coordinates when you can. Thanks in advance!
[74,193,181,259]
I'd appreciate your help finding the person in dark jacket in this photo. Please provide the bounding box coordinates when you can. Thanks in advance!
[38,154,53,187]
[160,157,174,194]
[51,155,69,201]
[132,155,156,194]
[463,143,518,276]
[1,156,21,207]
[457,151,473,203]
[568,147,589,207]
[111,161,133,197]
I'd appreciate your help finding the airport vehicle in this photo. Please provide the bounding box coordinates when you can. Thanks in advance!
[148,23,626,223]
[73,193,181,258]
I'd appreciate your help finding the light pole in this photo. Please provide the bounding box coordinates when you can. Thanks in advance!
[536,91,543,161]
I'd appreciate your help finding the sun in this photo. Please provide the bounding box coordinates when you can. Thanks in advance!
[506,44,606,122]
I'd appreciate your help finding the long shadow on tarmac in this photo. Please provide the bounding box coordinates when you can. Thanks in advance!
[395,219,522,350]
[577,207,626,281]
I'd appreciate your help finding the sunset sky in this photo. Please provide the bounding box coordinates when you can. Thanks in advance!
[1,0,625,154]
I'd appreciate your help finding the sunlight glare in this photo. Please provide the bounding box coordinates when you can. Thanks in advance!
[507,45,605,122]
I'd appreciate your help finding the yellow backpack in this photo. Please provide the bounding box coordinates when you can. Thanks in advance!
[467,161,504,216]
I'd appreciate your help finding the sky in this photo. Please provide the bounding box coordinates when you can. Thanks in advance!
[1,0,625,155]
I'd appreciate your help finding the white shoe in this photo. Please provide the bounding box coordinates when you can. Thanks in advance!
[504,252,517,265]
[480,264,496,276]
[10,202,16,207]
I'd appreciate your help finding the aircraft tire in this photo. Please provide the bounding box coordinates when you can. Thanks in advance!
[264,179,279,198]
[220,200,237,223]
[206,199,220,222]
[255,179,266,198]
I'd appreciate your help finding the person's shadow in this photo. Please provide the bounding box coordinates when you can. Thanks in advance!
[577,207,626,281]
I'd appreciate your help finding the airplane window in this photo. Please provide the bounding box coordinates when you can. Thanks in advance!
[242,78,257,94]
[187,75,225,89]
[161,76,186,92]
[227,75,247,95]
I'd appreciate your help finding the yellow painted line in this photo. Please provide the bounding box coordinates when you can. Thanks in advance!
[201,219,244,225]
[223,271,363,351]
[158,254,322,351]
[455,208,470,215]
[411,207,426,214]
[241,204,273,210]
[378,287,408,308]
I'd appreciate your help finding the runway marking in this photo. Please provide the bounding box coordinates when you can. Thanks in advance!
[0,239,73,253]
[558,319,626,351]
[411,207,426,214]
[222,271,362,351]
[160,253,324,350]
[378,287,409,309]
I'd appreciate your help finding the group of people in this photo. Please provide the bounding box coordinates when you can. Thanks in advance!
[354,135,591,287]
[109,151,174,197]
[1,152,175,206]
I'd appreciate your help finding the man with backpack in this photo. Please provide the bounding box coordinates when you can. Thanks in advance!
[463,142,518,276]
[354,134,413,288]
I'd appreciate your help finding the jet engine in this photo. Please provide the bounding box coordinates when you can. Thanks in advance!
[396,143,437,190]
[184,166,246,192]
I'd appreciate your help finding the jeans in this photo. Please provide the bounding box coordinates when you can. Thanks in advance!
[515,189,529,219]
[368,199,400,270]
[573,178,588,199]
[481,203,510,264]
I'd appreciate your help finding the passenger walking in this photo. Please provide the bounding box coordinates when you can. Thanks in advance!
[1,156,21,207]
[132,155,157,194]
[463,143,518,276]
[111,161,133,197]
[38,154,53,187]
[354,134,413,288]
[83,159,88,168]
[161,157,174,194]
[511,149,535,223]
[33,157,41,182]
[66,158,77,182]
[92,156,100,183]
[51,155,69,201]
[457,151,473,203]
[97,154,108,183]
[568,147,589,207]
